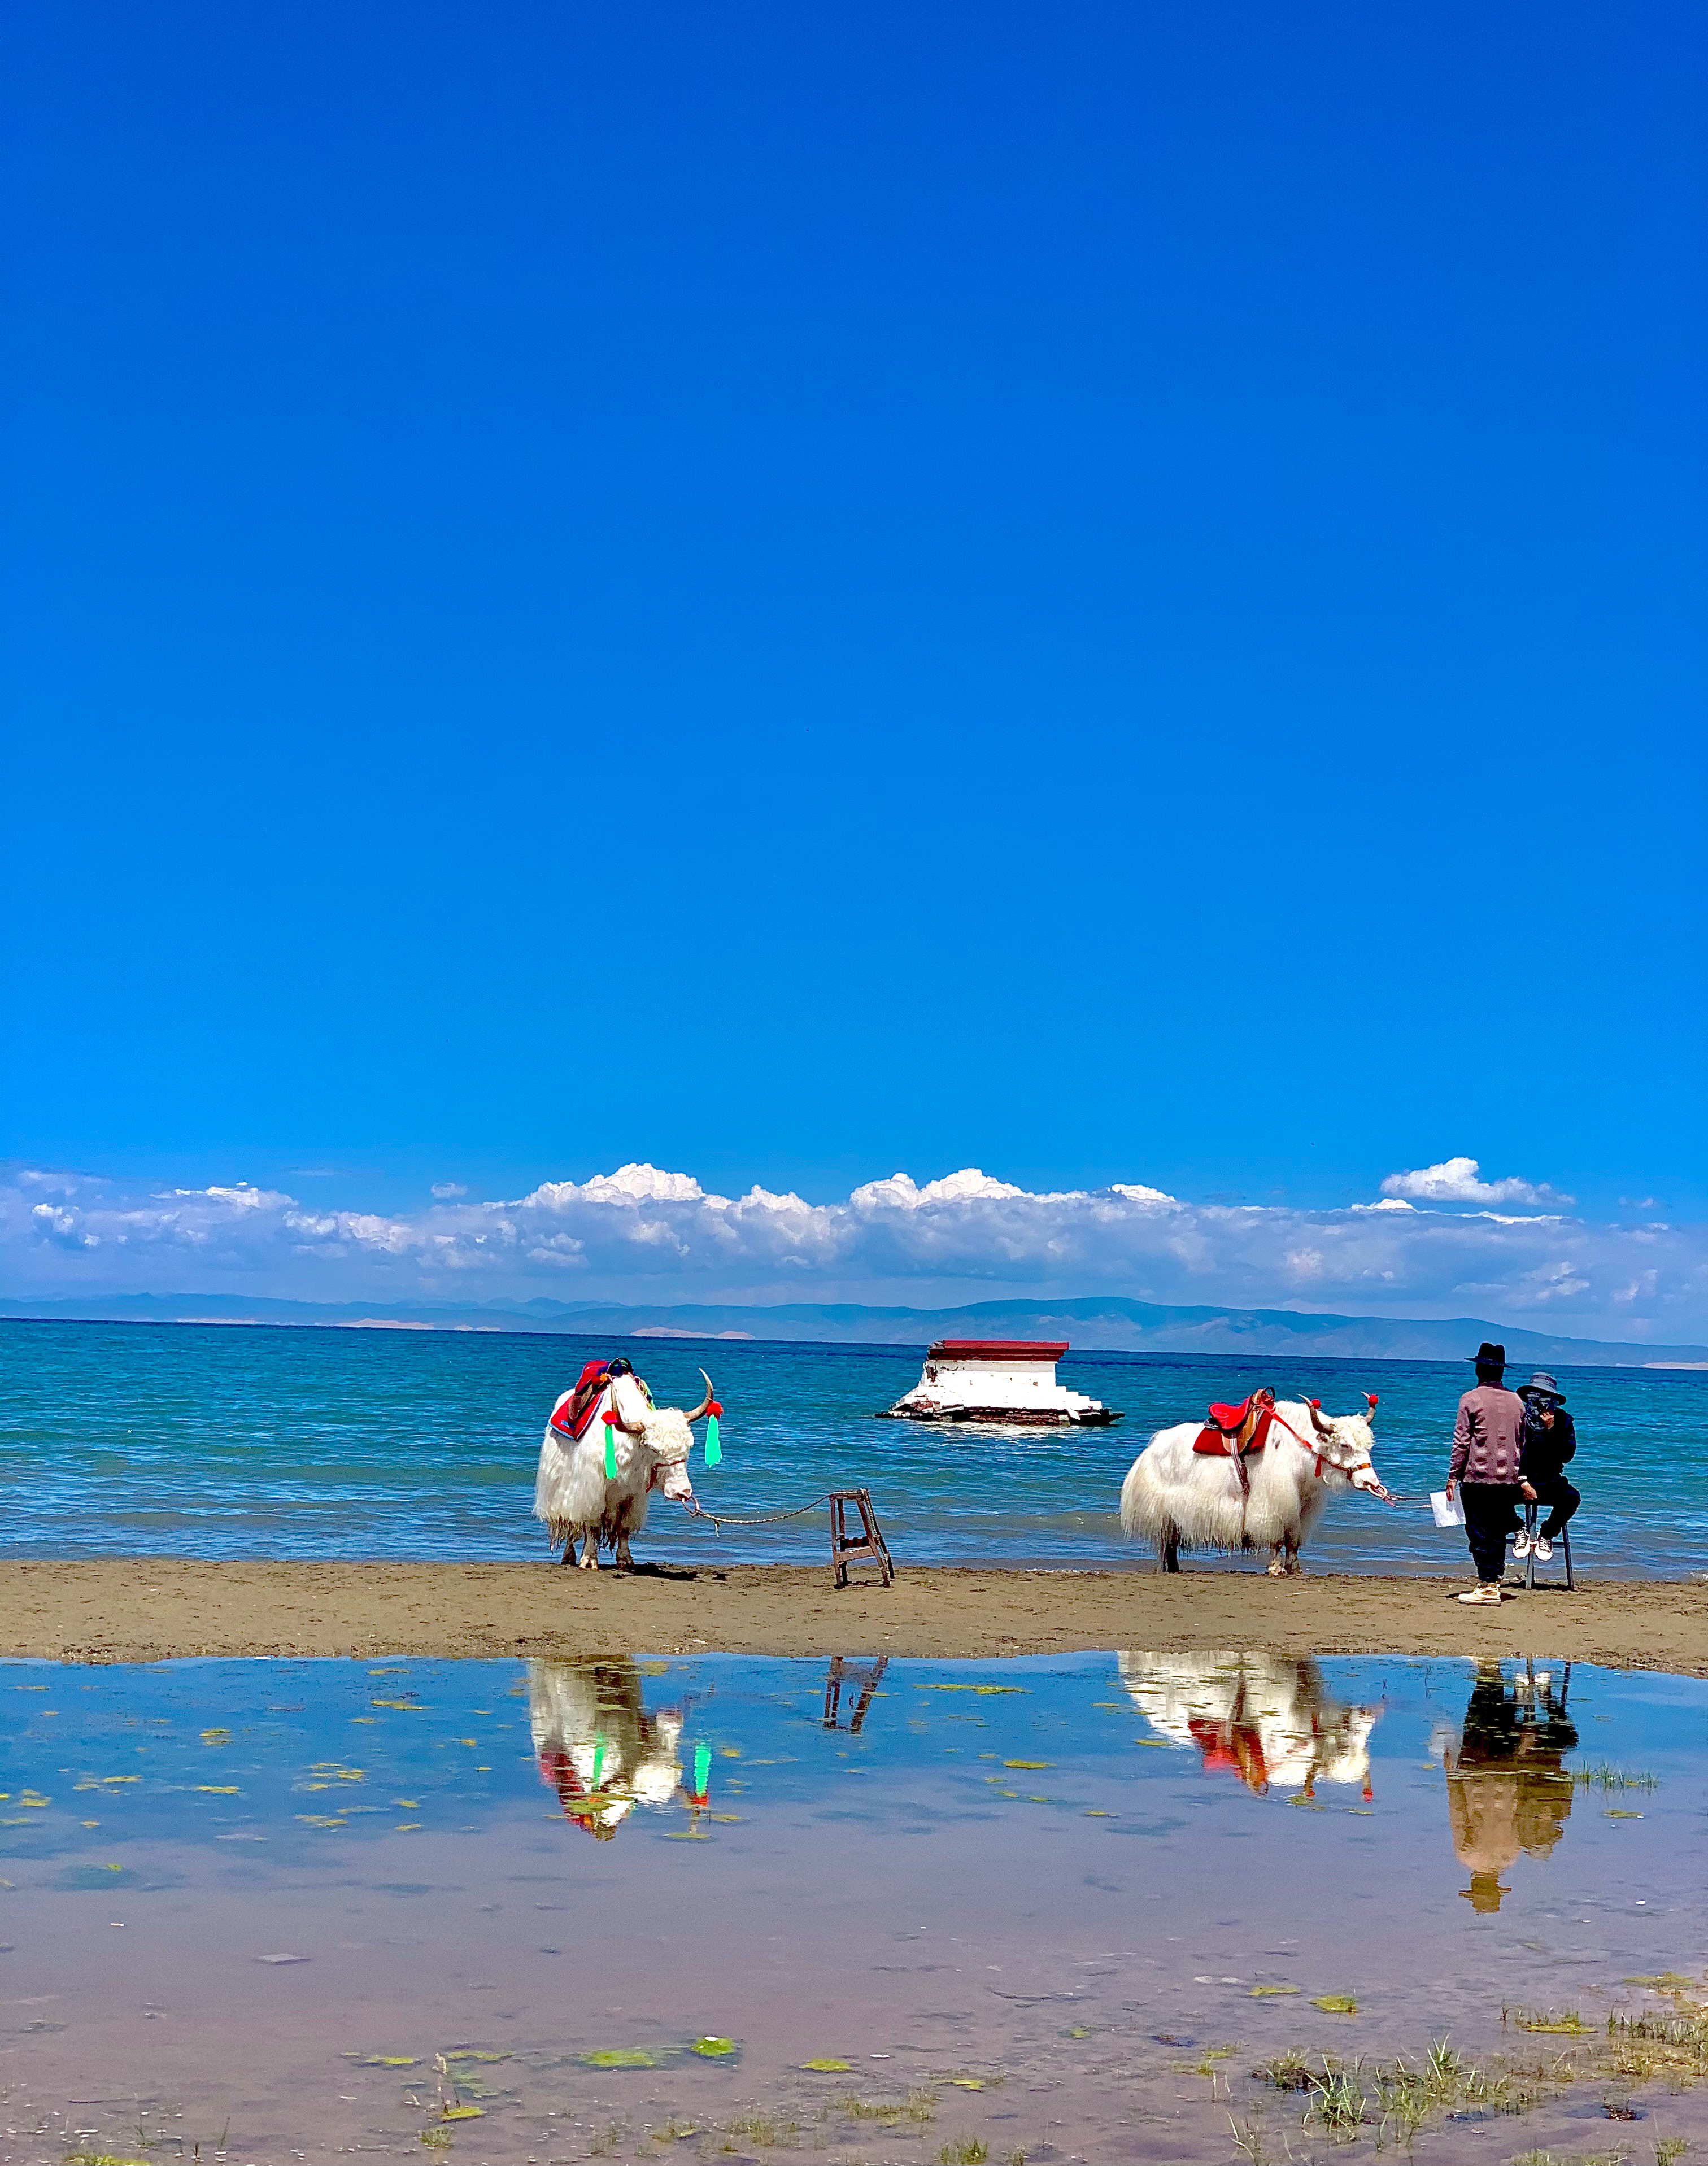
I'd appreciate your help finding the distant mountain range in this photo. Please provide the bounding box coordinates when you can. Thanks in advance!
[3,1289,1705,1367]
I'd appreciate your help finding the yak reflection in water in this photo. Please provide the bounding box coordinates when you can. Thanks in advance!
[1444,1660,1576,1913]
[529,1658,700,1840]
[1117,1651,1380,1798]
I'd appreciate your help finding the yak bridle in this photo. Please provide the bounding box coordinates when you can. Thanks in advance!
[1295,1394,1391,1497]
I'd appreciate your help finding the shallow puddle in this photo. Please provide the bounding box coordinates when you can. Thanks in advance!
[1,1652,1703,2164]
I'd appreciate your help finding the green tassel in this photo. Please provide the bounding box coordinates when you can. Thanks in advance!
[604,1420,617,1480]
[693,1742,711,1796]
[704,1412,721,1467]
[592,1735,606,1791]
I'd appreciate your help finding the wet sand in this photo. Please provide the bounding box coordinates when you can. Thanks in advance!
[3,1558,1705,1671]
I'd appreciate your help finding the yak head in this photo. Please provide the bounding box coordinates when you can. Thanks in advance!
[642,1369,716,1505]
[1299,1393,1389,1497]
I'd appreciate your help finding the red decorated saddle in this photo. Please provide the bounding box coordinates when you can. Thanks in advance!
[551,1361,612,1442]
[1192,1390,1276,1457]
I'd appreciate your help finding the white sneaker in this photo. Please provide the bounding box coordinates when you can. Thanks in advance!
[1533,1535,1554,1563]
[1457,1584,1503,1605]
[1513,1529,1532,1559]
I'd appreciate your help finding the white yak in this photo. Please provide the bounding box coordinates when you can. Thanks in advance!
[1119,1393,1388,1574]
[534,1362,716,1570]
[1117,1650,1380,1798]
[528,1657,687,1840]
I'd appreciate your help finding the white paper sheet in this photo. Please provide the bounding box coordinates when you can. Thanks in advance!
[1430,1488,1465,1529]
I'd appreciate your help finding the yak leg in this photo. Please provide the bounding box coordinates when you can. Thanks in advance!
[1283,1533,1303,1576]
[1267,1544,1287,1578]
[579,1526,600,1570]
[615,1533,635,1571]
[1160,1522,1182,1575]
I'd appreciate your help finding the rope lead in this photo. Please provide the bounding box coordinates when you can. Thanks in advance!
[687,1491,835,1535]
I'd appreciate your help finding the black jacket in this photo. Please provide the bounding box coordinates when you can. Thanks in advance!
[1520,1406,1577,1485]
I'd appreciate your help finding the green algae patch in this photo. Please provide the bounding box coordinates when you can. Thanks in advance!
[1311,1994,1360,2015]
[691,2037,738,2059]
[801,2058,855,2072]
[920,1685,1024,1696]
[583,2047,661,2069]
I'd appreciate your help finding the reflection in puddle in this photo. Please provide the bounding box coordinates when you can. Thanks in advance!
[1445,1658,1578,1912]
[822,1653,888,1732]
[1,1651,1703,2165]
[529,1657,694,1838]
[1118,1650,1380,1797]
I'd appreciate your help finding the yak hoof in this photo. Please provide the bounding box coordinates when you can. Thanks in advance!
[579,1549,599,1571]
[1267,1555,1286,1577]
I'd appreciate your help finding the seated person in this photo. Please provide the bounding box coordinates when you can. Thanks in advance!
[1516,1371,1579,1563]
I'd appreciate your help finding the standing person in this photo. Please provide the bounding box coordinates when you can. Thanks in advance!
[1515,1372,1580,1563]
[1446,1341,1530,1605]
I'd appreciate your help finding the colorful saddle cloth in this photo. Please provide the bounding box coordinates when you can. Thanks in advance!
[551,1361,612,1442]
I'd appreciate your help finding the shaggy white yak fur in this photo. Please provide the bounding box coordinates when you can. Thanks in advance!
[533,1367,712,1570]
[528,1656,685,1840]
[1117,1650,1380,1797]
[1119,1397,1385,1575]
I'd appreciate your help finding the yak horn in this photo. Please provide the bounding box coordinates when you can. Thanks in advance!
[1364,1392,1379,1423]
[685,1369,715,1422]
[1306,1397,1335,1437]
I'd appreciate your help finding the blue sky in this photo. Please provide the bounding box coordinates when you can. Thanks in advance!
[3,4,1703,1329]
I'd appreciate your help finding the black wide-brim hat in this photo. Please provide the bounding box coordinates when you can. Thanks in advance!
[1471,1341,1506,1367]
[1518,1370,1566,1404]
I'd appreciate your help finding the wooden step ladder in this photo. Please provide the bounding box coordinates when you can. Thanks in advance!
[829,1488,894,1588]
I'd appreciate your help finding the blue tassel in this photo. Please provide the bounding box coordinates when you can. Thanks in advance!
[705,1412,722,1467]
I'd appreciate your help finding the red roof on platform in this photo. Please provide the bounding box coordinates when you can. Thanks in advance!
[927,1340,1069,1361]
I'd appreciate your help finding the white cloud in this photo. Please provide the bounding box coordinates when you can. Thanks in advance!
[851,1169,1032,1208]
[1379,1156,1568,1208]
[430,1181,468,1199]
[2,1159,1703,1342]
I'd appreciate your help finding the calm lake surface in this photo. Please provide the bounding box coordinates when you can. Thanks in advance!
[2,1652,1703,2164]
[3,1319,1705,1575]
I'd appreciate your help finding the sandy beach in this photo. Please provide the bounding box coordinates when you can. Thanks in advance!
[3,1557,1703,1671]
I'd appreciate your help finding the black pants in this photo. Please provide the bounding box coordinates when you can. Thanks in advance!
[1529,1473,1580,1538]
[1461,1483,1522,1584]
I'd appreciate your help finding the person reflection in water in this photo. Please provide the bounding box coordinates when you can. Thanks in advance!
[529,1657,690,1840]
[1445,1661,1577,1912]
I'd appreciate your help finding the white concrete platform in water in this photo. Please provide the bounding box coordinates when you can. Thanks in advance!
[879,1337,1121,1424]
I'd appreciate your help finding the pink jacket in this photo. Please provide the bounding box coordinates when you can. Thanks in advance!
[1450,1383,1527,1484]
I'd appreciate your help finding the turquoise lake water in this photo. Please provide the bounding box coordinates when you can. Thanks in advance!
[2,1319,1703,1574]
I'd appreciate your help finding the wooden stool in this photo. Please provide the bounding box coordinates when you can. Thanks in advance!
[829,1489,894,1588]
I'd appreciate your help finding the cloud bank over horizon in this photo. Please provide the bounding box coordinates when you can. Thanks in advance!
[4,1156,1702,1343]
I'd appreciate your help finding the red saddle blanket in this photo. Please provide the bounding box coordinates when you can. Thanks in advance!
[551,1361,612,1442]
[1193,1393,1276,1457]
